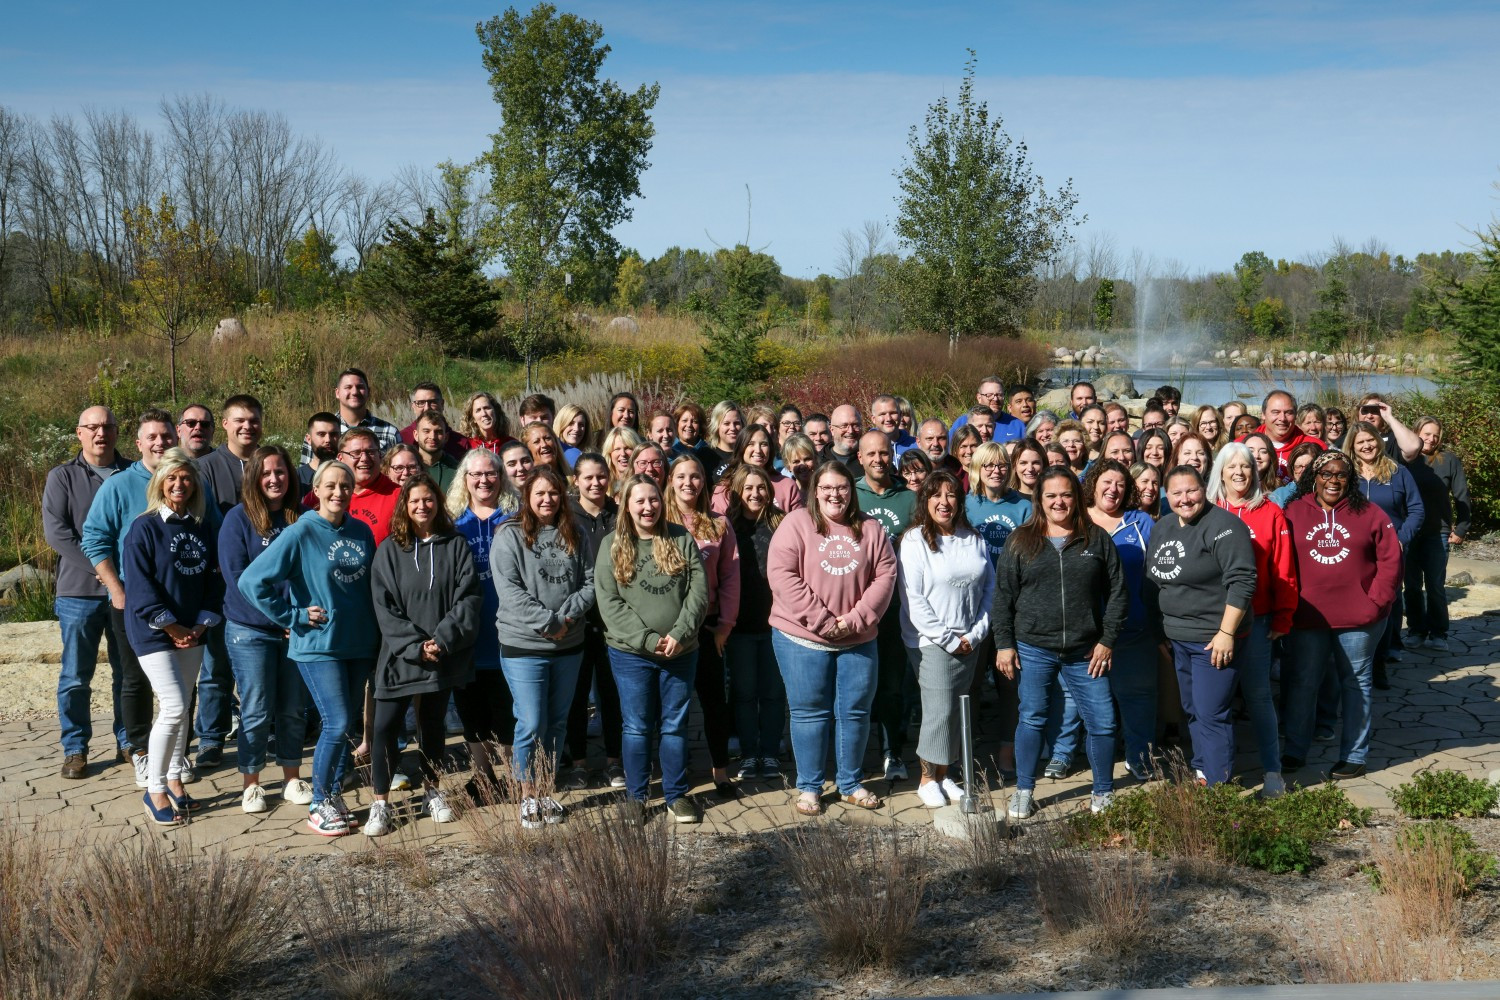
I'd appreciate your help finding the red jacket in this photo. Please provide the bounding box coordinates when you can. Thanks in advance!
[1256,426,1325,481]
[1217,498,1298,634]
[1284,494,1400,630]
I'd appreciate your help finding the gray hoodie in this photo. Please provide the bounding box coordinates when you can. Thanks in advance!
[370,531,484,698]
[489,520,596,653]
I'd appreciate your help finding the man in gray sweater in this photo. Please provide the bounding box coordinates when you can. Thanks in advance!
[42,405,130,778]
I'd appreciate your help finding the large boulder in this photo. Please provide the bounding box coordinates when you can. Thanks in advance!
[0,564,52,602]
[210,317,247,348]
[1095,373,1137,399]
[605,316,639,336]
[1036,388,1073,416]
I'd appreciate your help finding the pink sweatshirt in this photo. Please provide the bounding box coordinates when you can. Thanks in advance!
[710,470,804,517]
[688,514,740,641]
[767,508,897,646]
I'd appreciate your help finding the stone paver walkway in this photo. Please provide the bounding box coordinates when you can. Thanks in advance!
[5,581,1499,858]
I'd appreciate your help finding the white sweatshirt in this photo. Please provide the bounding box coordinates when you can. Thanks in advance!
[897,527,995,653]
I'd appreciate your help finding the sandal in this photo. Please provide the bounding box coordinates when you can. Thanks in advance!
[842,787,882,810]
[794,792,821,816]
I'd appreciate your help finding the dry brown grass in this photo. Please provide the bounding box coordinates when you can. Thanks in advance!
[955,771,1012,891]
[0,821,103,998]
[1026,833,1157,959]
[460,802,687,999]
[299,869,420,1000]
[774,822,928,970]
[1371,822,1474,940]
[1293,900,1459,984]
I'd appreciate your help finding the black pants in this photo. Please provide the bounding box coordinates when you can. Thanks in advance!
[693,622,732,770]
[454,670,515,745]
[110,605,153,751]
[371,692,448,794]
[566,625,622,762]
[873,606,912,759]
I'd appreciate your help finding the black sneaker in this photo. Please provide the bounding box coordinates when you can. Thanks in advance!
[195,745,224,768]
[1329,761,1366,780]
[668,797,702,824]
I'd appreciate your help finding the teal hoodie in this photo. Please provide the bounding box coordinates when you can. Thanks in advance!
[81,460,221,582]
[237,511,379,662]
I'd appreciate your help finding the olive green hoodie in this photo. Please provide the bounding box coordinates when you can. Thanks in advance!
[595,522,708,659]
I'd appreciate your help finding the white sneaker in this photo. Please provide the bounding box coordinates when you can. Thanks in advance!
[1007,789,1036,819]
[180,763,199,785]
[1425,636,1450,652]
[444,705,465,735]
[539,796,567,825]
[329,794,352,824]
[520,796,544,830]
[917,780,948,808]
[132,751,150,789]
[1090,791,1115,814]
[363,800,394,837]
[389,771,412,792]
[306,801,349,837]
[883,755,908,781]
[241,784,268,814]
[282,778,314,805]
[1260,771,1286,799]
[425,790,455,824]
[940,777,966,803]
[1387,649,1405,663]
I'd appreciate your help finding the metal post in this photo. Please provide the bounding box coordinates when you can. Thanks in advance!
[958,694,978,814]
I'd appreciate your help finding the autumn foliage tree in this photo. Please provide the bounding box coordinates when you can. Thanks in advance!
[122,195,224,403]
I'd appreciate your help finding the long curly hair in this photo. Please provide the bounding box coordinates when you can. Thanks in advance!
[611,475,687,585]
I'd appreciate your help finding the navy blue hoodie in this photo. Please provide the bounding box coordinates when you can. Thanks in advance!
[218,503,292,633]
[122,509,224,656]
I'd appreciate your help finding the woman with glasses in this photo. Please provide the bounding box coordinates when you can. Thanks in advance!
[898,448,934,494]
[1281,451,1401,779]
[630,442,669,487]
[768,461,898,816]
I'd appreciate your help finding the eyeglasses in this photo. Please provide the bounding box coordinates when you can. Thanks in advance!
[179,419,211,429]
[1316,470,1351,481]
[341,449,379,460]
[466,471,498,480]
[79,423,117,433]
[977,392,1002,401]
[817,485,851,496]
[981,462,1008,471]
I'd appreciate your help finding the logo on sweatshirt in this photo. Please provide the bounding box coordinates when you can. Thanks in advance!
[817,533,862,577]
[1304,523,1350,565]
[976,514,1020,555]
[1150,539,1186,581]
[169,532,208,576]
[327,538,369,584]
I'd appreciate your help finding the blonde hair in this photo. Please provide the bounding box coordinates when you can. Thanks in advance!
[144,447,206,520]
[967,441,1009,499]
[706,400,744,450]
[611,475,688,585]
[552,403,591,448]
[600,426,646,494]
[664,453,725,541]
[446,447,516,518]
[1343,420,1397,485]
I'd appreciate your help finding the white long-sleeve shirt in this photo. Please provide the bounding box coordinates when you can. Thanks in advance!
[897,527,995,653]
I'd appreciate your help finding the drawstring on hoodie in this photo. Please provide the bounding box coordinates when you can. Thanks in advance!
[413,537,435,589]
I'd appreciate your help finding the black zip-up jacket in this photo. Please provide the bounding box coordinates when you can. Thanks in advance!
[570,496,618,629]
[731,513,775,634]
[991,523,1128,657]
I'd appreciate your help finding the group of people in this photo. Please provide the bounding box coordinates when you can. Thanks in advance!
[42,365,1470,832]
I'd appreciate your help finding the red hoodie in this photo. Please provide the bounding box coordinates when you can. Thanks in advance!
[1283,493,1400,630]
[1256,426,1325,481]
[767,508,897,646]
[1217,497,1298,634]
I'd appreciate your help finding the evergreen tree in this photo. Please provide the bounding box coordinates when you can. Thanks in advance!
[696,245,779,401]
[358,210,498,353]
[1442,223,1500,388]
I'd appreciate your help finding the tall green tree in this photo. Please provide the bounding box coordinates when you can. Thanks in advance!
[893,52,1081,350]
[358,210,499,354]
[696,245,781,401]
[475,4,659,388]
[1442,222,1500,388]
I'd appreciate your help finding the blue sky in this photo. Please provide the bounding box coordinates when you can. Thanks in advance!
[4,1,1498,278]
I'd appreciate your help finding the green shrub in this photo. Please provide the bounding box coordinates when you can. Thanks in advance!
[1368,821,1498,897]
[1073,780,1368,875]
[1391,770,1499,820]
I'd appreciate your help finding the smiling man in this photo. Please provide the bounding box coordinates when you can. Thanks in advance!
[301,367,398,465]
[198,394,263,512]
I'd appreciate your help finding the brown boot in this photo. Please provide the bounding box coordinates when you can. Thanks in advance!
[61,754,87,779]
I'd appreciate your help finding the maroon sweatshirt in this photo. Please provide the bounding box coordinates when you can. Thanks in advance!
[1284,493,1400,630]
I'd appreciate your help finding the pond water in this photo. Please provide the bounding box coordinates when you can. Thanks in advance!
[1042,366,1438,404]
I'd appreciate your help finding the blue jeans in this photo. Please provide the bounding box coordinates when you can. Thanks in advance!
[1171,638,1240,785]
[55,596,125,756]
[1283,621,1382,766]
[1237,617,1281,773]
[225,622,306,774]
[727,632,785,761]
[193,624,233,749]
[610,648,697,803]
[1014,642,1115,795]
[1108,631,1158,775]
[296,657,372,806]
[1048,674,1082,765]
[502,649,583,784]
[1405,534,1450,639]
[772,631,878,796]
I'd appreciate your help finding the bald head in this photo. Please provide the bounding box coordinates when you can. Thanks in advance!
[75,405,119,465]
[858,430,894,486]
[831,404,862,453]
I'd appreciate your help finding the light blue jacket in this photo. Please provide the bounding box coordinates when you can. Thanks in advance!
[81,460,221,583]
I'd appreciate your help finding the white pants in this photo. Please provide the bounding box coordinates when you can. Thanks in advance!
[137,646,203,793]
